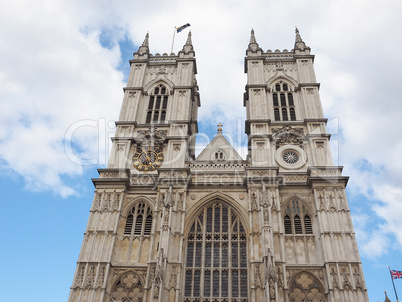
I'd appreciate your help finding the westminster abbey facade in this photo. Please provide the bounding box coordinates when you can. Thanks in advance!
[68,29,369,302]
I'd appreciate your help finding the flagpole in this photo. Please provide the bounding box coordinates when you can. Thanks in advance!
[171,27,176,54]
[389,266,400,302]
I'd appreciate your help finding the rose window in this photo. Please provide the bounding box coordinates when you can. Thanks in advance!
[283,150,299,164]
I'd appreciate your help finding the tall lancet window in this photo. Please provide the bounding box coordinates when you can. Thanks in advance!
[146,84,168,124]
[283,200,313,235]
[184,202,248,301]
[124,203,153,236]
[272,81,296,121]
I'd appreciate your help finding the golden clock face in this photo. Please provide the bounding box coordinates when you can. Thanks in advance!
[133,146,164,171]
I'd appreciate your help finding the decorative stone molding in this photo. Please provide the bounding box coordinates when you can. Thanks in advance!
[272,125,306,148]
[188,162,249,170]
[92,191,121,212]
[283,175,308,183]
[110,271,144,302]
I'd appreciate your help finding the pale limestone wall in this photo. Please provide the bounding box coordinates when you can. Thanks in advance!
[68,31,368,302]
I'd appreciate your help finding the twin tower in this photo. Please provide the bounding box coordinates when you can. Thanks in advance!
[68,29,369,302]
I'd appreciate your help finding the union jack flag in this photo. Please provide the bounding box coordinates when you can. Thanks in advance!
[390,269,402,279]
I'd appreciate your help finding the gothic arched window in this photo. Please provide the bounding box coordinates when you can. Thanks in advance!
[124,203,153,236]
[184,202,248,301]
[283,200,313,235]
[272,81,296,121]
[146,84,168,124]
[289,272,325,302]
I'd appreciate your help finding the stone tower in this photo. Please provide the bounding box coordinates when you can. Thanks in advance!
[68,29,368,302]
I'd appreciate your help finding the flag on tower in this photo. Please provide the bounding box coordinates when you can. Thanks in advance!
[176,23,190,33]
[390,269,402,279]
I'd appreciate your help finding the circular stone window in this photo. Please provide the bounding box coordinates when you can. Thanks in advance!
[282,150,299,164]
[275,145,307,170]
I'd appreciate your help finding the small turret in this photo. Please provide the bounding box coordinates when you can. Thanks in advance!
[246,29,262,55]
[179,31,195,57]
[134,32,150,58]
[294,27,311,52]
[384,291,391,302]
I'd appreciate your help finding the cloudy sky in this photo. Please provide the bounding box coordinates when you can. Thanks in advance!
[1,0,401,301]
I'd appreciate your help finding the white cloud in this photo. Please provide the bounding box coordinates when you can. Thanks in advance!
[1,0,402,260]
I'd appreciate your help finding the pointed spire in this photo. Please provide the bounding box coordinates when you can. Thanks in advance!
[294,27,307,50]
[185,31,193,46]
[247,28,261,52]
[384,291,391,302]
[180,30,194,55]
[136,32,150,56]
[142,32,149,47]
[250,28,257,44]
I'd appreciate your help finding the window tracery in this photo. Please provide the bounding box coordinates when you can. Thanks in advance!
[124,203,153,236]
[283,200,313,235]
[184,202,248,301]
[289,272,325,302]
[214,150,226,161]
[109,271,144,302]
[272,81,296,121]
[146,84,168,124]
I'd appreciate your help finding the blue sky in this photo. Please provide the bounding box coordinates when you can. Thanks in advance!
[1,1,402,301]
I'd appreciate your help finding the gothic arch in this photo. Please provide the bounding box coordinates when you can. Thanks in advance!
[282,195,312,213]
[288,271,326,302]
[109,270,145,302]
[184,192,249,234]
[267,74,298,90]
[144,78,174,94]
[282,196,314,235]
[122,196,155,217]
[122,197,155,238]
[183,199,249,301]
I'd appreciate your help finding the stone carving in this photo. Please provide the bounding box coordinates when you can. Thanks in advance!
[103,193,111,211]
[255,263,263,288]
[317,193,326,211]
[250,192,258,211]
[169,264,177,288]
[176,192,183,210]
[338,192,347,211]
[75,264,85,288]
[149,264,156,283]
[341,265,352,290]
[85,264,96,288]
[103,172,120,178]
[94,193,102,210]
[330,264,339,289]
[283,175,308,183]
[164,206,170,225]
[111,271,144,302]
[272,125,305,148]
[277,266,284,289]
[289,272,324,302]
[137,127,167,145]
[353,264,363,290]
[113,193,120,210]
[251,170,276,177]
[153,250,164,299]
[328,193,337,212]
[96,265,106,288]
[158,193,164,208]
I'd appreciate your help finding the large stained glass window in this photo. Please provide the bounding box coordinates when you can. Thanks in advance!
[184,202,248,301]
